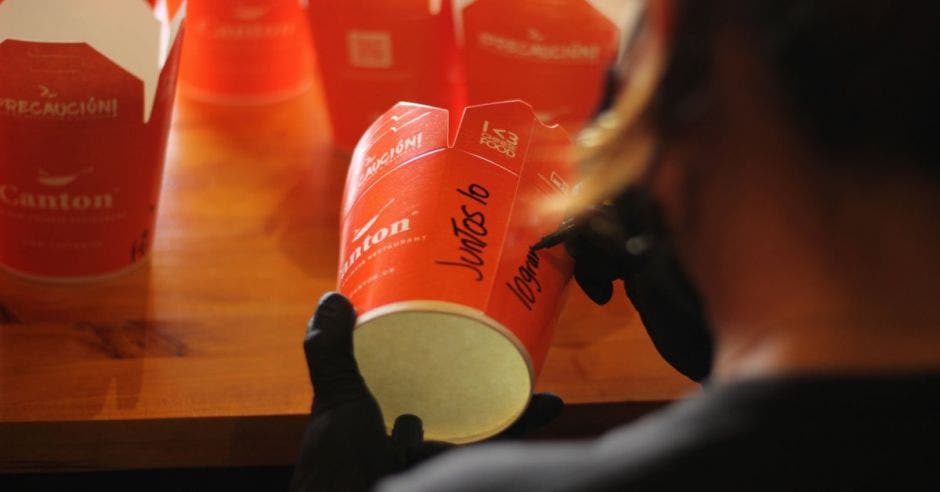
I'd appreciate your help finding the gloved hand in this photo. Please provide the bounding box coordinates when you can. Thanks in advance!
[534,187,713,382]
[289,293,563,492]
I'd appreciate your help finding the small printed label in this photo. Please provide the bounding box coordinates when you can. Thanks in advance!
[480,120,519,157]
[196,20,298,40]
[537,170,570,195]
[476,30,601,63]
[347,30,394,68]
[231,2,272,21]
[0,85,119,121]
[195,2,298,42]
[360,131,424,185]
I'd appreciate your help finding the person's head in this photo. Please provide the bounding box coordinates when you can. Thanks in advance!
[578,0,940,377]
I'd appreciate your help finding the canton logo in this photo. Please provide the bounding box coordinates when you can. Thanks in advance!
[340,199,413,279]
[526,27,546,42]
[353,198,395,242]
[38,85,59,99]
[37,167,93,187]
[232,2,270,21]
[1,167,115,211]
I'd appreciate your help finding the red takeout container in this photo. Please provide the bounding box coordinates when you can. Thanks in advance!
[179,0,313,103]
[339,100,574,443]
[308,0,642,150]
[455,0,642,132]
[307,0,462,151]
[0,0,185,281]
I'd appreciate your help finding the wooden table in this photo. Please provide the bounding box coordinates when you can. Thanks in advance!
[0,81,695,473]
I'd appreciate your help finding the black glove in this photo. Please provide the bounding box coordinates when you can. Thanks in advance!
[290,293,563,492]
[534,187,713,382]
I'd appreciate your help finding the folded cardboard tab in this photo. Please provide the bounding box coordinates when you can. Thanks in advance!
[451,101,551,176]
[342,103,450,218]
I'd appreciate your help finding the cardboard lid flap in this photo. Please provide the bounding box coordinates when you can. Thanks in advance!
[0,0,186,123]
[344,101,572,217]
[453,100,564,177]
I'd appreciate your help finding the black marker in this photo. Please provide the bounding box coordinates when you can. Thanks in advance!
[530,219,577,252]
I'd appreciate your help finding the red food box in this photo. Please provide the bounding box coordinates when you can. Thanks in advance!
[456,0,642,131]
[179,0,313,103]
[307,0,462,151]
[0,0,185,281]
[339,100,574,443]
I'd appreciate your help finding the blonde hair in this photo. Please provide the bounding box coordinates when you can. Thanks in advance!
[557,31,668,216]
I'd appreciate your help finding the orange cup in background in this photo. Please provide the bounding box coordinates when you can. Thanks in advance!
[308,0,462,151]
[0,0,185,281]
[338,100,574,443]
[179,0,313,103]
[456,0,642,132]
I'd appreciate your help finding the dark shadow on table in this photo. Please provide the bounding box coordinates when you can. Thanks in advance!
[0,262,169,419]
[269,146,348,279]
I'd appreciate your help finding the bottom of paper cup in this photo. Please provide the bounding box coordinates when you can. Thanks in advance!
[354,300,534,444]
[0,254,150,284]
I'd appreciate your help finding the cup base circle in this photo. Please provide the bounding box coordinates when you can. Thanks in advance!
[354,300,533,444]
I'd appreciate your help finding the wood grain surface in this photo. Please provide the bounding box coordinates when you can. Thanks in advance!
[0,79,696,472]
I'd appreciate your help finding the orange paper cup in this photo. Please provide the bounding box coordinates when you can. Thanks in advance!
[179,0,313,103]
[0,0,185,281]
[339,100,574,443]
[308,0,462,151]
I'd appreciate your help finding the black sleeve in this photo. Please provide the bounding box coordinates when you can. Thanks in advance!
[377,441,594,492]
[379,375,940,492]
[375,403,704,492]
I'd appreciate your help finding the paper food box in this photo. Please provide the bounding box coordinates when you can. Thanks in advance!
[339,100,574,443]
[307,0,462,150]
[455,0,643,131]
[0,0,185,281]
[179,0,313,102]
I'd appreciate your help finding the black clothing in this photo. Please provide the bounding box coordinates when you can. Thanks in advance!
[380,373,940,491]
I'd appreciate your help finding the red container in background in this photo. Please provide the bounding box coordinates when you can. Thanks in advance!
[456,0,641,132]
[179,0,313,103]
[0,0,185,281]
[308,0,462,151]
[339,101,574,443]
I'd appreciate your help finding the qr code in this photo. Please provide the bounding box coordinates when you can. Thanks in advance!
[347,30,394,68]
